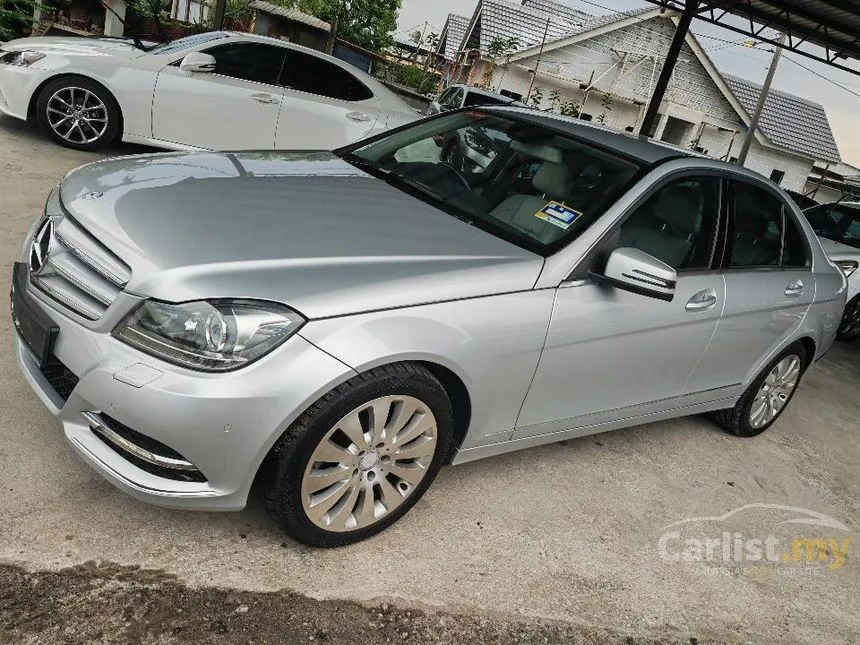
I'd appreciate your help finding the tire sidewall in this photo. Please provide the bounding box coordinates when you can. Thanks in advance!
[733,343,807,437]
[271,367,453,547]
[836,295,860,342]
[37,77,120,151]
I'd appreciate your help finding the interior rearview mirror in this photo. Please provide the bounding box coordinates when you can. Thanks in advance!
[589,247,677,302]
[179,52,216,74]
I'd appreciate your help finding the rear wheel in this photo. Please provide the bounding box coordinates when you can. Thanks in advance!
[36,77,120,150]
[837,295,860,342]
[712,343,807,437]
[261,363,453,547]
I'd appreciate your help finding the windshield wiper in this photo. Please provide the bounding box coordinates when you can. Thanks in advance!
[342,154,443,201]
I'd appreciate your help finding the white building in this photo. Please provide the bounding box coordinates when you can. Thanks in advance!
[436,0,843,192]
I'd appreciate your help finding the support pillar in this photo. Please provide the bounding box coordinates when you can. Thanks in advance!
[638,0,698,136]
[103,0,127,37]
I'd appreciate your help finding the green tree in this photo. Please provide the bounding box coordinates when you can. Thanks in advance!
[528,85,544,109]
[296,0,401,52]
[483,35,520,89]
[1,0,37,40]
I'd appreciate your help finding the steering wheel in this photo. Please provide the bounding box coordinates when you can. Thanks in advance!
[438,162,471,190]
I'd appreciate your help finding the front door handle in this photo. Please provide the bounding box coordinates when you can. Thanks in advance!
[686,288,718,312]
[251,93,279,104]
[346,111,372,123]
[785,280,804,298]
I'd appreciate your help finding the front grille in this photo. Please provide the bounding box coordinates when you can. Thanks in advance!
[29,215,131,320]
[40,361,79,403]
[83,412,207,483]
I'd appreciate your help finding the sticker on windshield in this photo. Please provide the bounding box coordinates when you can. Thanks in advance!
[535,202,582,230]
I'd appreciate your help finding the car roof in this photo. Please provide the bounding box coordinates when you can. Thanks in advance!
[484,106,696,165]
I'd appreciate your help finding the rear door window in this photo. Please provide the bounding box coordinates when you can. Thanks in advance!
[728,181,808,268]
[280,50,374,102]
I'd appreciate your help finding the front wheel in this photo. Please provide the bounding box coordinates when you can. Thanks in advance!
[712,343,807,437]
[36,77,121,150]
[837,295,860,342]
[261,364,453,547]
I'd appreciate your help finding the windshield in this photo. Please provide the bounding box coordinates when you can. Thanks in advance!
[147,32,228,56]
[343,110,642,255]
[804,203,860,250]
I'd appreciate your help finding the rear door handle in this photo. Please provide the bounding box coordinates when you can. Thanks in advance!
[686,288,718,312]
[785,280,804,298]
[251,93,279,104]
[346,111,373,123]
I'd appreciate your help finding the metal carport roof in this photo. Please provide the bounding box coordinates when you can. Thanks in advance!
[644,0,860,75]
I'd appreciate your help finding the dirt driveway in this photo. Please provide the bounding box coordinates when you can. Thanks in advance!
[1,115,859,644]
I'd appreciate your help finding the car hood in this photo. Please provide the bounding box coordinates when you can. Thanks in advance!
[816,236,860,260]
[59,152,542,319]
[3,36,146,59]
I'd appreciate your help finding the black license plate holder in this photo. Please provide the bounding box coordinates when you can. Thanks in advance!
[10,262,59,368]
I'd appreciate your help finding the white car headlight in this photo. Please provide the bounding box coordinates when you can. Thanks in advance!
[835,260,859,278]
[0,50,47,66]
[113,300,305,372]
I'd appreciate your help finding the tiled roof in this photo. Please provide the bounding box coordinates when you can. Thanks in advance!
[520,0,590,24]
[249,1,330,31]
[466,0,586,55]
[438,13,470,59]
[723,74,841,164]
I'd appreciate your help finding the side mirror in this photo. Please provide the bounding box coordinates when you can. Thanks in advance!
[179,52,216,74]
[589,247,677,302]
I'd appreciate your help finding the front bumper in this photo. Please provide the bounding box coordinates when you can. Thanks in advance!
[14,273,356,510]
[0,62,48,120]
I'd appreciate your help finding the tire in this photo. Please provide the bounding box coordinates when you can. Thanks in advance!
[836,295,860,342]
[260,363,453,548]
[36,76,121,151]
[712,342,807,438]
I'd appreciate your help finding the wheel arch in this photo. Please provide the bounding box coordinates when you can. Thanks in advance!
[414,360,472,463]
[28,73,124,134]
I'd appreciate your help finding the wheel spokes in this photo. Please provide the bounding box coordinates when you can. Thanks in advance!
[301,395,438,533]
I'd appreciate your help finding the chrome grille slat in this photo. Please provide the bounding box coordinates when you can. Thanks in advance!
[54,219,131,287]
[31,274,102,320]
[47,252,118,306]
[26,214,130,320]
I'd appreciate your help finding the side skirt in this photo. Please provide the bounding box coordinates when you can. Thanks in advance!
[450,396,738,465]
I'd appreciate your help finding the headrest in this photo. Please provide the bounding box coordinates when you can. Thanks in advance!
[735,210,770,236]
[657,187,701,234]
[510,140,563,164]
[533,162,572,201]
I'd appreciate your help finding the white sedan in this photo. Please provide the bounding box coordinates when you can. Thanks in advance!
[0,31,418,151]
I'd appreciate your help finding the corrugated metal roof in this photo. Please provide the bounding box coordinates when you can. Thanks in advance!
[723,74,842,164]
[249,1,330,31]
[438,13,470,59]
[466,0,585,55]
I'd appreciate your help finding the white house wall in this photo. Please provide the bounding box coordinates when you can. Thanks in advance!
[485,16,815,192]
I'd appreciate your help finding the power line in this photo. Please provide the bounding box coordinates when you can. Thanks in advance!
[783,55,860,101]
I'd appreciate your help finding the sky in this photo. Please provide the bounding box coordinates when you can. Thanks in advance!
[396,0,860,168]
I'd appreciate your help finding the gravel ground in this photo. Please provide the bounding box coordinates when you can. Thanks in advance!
[1,115,858,645]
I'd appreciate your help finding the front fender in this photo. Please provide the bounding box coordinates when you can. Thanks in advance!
[299,290,555,449]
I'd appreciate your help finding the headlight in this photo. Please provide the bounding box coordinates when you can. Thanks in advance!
[835,260,859,278]
[113,300,305,372]
[0,50,47,66]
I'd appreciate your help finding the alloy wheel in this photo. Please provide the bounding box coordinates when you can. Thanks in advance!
[300,395,438,532]
[46,87,109,145]
[749,354,802,428]
[839,298,860,339]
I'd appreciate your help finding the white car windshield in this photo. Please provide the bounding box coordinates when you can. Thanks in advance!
[343,110,642,255]
[147,33,229,55]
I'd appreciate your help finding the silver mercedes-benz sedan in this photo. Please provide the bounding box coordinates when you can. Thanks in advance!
[11,107,847,547]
